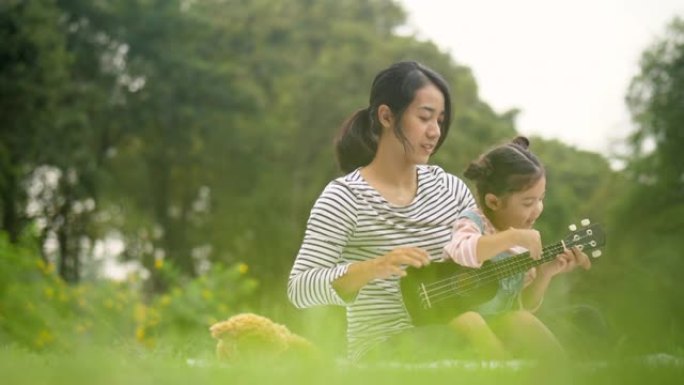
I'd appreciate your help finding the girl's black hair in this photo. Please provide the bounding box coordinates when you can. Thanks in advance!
[464,136,545,210]
[334,61,452,173]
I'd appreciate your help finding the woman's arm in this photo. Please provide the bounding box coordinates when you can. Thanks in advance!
[332,247,430,301]
[287,182,358,308]
[288,182,432,305]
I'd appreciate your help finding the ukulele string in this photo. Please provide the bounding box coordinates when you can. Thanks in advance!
[425,247,566,306]
[421,243,569,306]
[420,241,566,293]
[420,229,596,294]
[416,231,596,307]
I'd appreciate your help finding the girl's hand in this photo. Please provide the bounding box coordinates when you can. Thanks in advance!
[539,246,591,277]
[509,228,543,260]
[368,247,431,279]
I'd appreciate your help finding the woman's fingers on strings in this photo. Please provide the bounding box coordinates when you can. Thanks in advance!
[399,247,431,267]
[387,248,428,268]
[394,266,408,277]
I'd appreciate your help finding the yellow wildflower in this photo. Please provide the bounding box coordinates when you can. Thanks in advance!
[34,329,54,349]
[238,263,248,274]
[43,287,55,299]
[135,326,145,342]
[134,304,147,323]
[159,295,171,306]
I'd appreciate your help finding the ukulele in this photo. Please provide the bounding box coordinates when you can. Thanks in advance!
[400,219,606,326]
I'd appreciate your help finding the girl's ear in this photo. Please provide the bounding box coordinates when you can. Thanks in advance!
[377,104,394,129]
[484,193,501,211]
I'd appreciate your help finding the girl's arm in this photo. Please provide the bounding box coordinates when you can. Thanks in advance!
[475,228,542,264]
[520,268,551,311]
[444,218,543,268]
[520,246,592,311]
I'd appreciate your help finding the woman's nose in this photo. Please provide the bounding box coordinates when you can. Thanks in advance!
[427,121,441,139]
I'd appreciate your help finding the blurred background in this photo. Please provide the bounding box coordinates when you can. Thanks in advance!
[1,0,682,363]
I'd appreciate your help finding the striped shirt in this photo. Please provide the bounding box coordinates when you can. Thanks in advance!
[287,165,475,361]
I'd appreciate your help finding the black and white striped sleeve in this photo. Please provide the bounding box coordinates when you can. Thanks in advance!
[287,181,358,308]
[442,168,477,213]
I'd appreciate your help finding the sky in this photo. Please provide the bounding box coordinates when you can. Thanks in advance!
[397,0,683,157]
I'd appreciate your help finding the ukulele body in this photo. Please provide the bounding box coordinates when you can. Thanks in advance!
[400,260,500,326]
[400,221,605,326]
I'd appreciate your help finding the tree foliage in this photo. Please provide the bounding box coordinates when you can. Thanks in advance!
[590,17,684,353]
[0,0,624,333]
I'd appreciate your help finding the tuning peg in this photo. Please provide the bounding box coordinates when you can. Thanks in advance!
[568,224,577,231]
[581,219,591,226]
[592,250,602,258]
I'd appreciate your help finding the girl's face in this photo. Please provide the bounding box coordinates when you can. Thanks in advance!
[487,176,546,230]
[384,83,444,165]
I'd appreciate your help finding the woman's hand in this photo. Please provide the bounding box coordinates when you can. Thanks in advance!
[333,247,431,299]
[368,247,431,280]
[539,246,591,278]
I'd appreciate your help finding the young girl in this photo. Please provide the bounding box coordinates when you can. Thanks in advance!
[443,136,592,360]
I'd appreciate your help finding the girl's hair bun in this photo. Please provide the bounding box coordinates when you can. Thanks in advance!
[511,136,530,149]
[463,158,492,181]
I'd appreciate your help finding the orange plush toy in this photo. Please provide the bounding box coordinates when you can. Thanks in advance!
[209,313,319,364]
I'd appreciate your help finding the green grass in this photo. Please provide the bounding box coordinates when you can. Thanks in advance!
[1,344,682,385]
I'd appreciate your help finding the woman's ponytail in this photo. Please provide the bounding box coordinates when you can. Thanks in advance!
[335,107,378,173]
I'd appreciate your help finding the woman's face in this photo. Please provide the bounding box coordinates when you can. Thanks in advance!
[489,176,546,230]
[388,83,445,165]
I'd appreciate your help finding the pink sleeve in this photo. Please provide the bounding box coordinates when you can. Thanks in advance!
[443,218,484,268]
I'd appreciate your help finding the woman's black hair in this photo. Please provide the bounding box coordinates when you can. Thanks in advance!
[334,61,452,173]
[464,136,545,211]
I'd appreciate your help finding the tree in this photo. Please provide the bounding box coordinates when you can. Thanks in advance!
[0,0,70,243]
[625,17,684,210]
[597,16,684,353]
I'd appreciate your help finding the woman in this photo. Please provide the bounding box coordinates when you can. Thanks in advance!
[287,61,480,362]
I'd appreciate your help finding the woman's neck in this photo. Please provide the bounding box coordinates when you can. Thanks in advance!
[361,157,418,206]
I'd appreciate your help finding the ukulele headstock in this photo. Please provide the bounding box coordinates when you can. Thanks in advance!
[563,219,606,258]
